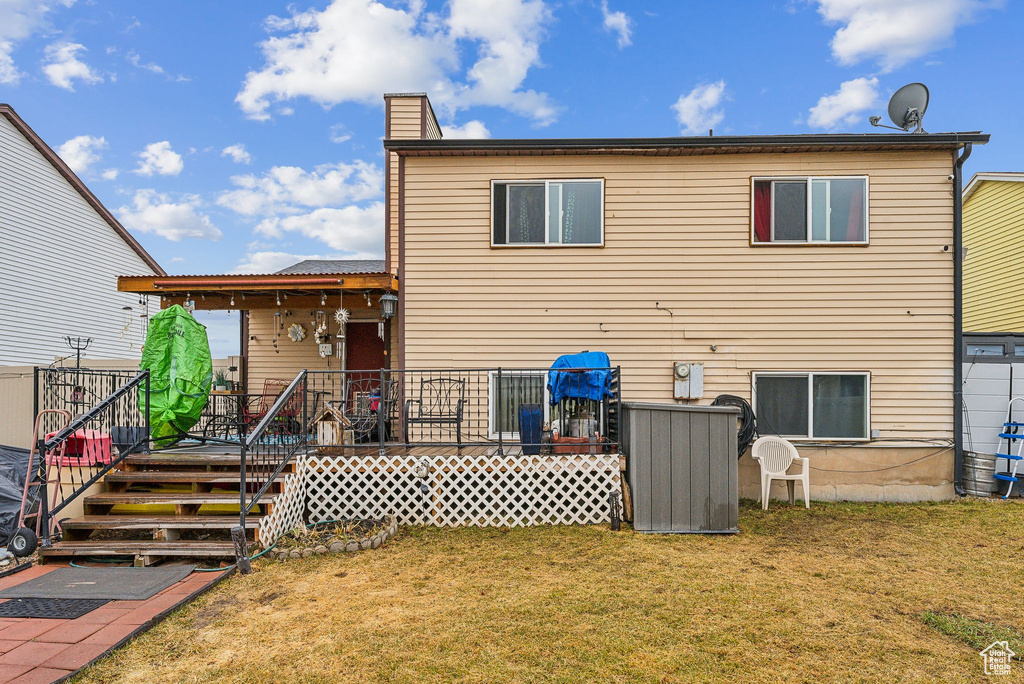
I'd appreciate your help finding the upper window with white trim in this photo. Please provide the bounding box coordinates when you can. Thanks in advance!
[752,177,868,244]
[492,179,604,246]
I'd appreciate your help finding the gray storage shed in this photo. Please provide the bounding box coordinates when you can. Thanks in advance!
[623,403,739,533]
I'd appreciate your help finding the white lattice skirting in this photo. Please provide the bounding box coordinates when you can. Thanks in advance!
[304,453,622,527]
[258,457,308,547]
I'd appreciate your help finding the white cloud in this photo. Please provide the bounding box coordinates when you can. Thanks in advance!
[231,251,326,274]
[815,0,1002,72]
[125,49,164,74]
[671,81,727,135]
[221,143,252,164]
[446,0,557,122]
[236,0,558,125]
[217,161,382,216]
[42,42,102,90]
[56,134,106,173]
[329,123,352,143]
[231,249,383,273]
[101,168,118,180]
[807,76,879,130]
[0,44,18,84]
[601,1,632,48]
[254,203,385,254]
[134,141,183,176]
[116,189,222,241]
[442,119,490,139]
[0,0,75,84]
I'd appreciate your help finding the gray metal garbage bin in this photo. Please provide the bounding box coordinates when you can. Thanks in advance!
[623,402,739,533]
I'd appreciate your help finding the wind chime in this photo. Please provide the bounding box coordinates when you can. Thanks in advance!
[119,304,134,350]
[313,308,332,359]
[272,311,283,353]
[335,292,349,370]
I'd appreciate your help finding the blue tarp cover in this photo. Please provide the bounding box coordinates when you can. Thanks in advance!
[547,351,614,405]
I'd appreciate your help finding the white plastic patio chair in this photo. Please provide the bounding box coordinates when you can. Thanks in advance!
[751,436,809,510]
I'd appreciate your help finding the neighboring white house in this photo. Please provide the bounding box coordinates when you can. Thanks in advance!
[0,104,163,366]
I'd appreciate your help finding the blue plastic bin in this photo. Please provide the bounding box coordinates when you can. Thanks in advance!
[517,404,543,455]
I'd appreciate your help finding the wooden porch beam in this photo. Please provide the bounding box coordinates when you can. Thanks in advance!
[158,293,385,311]
[118,273,399,294]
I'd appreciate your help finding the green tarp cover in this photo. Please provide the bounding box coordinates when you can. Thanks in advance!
[141,305,212,447]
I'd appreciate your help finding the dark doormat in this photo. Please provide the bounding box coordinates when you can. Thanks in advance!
[0,597,111,619]
[0,565,196,601]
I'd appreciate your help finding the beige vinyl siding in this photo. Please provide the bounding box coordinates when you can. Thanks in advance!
[401,150,955,441]
[246,308,385,393]
[963,180,1024,332]
[423,101,442,140]
[386,98,424,274]
[388,150,400,274]
[387,98,422,138]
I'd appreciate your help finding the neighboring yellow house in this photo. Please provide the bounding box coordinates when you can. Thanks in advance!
[963,172,1024,333]
[384,93,988,502]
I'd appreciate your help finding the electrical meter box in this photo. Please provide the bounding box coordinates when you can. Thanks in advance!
[673,362,704,400]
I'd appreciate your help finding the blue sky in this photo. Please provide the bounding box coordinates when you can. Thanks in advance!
[1,0,1020,355]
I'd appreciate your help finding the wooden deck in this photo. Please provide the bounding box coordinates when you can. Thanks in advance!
[39,440,618,565]
[306,444,618,458]
[155,441,618,458]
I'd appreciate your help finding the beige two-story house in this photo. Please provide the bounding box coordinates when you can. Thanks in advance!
[383,92,988,502]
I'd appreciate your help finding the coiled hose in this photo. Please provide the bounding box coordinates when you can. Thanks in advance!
[711,394,757,458]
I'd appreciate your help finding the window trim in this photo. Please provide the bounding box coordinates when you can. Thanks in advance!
[964,333,1024,364]
[491,178,605,247]
[487,370,551,439]
[751,176,870,246]
[751,371,871,442]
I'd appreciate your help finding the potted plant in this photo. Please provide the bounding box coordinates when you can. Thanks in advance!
[213,369,228,392]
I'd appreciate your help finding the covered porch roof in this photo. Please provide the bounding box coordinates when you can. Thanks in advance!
[117,269,398,311]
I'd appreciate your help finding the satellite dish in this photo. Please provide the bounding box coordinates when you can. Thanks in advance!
[887,83,929,133]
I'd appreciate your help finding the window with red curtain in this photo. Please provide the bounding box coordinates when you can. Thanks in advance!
[753,177,867,244]
[753,181,771,242]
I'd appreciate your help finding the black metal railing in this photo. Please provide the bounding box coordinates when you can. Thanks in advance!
[235,371,308,569]
[303,367,622,455]
[35,367,140,439]
[29,369,150,545]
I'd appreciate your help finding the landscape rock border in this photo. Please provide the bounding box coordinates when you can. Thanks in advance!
[271,514,397,561]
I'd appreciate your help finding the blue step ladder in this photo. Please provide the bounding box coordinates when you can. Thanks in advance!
[996,397,1024,499]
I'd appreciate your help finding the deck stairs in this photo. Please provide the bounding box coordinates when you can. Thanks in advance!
[39,446,292,566]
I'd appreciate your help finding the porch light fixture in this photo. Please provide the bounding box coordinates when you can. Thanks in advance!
[276,291,281,306]
[230,294,235,306]
[379,293,398,319]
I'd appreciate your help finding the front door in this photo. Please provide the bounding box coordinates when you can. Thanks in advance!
[346,322,387,370]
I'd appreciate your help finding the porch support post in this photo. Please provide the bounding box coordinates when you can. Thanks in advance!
[236,440,251,574]
[379,368,387,456]
[497,367,504,456]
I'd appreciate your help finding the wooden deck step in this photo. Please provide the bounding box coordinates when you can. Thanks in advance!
[84,492,276,506]
[60,515,260,531]
[105,471,245,485]
[83,492,276,516]
[40,540,236,558]
[121,453,246,468]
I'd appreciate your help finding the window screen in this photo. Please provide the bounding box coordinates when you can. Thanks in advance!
[812,375,867,439]
[755,375,809,437]
[773,182,807,241]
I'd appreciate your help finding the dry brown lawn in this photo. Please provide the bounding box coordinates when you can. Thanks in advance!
[75,500,1024,683]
